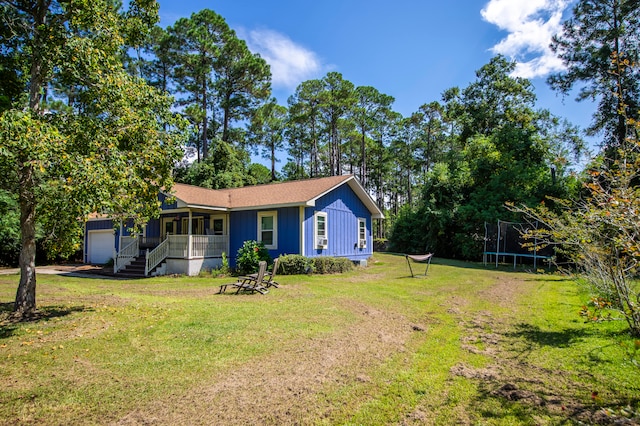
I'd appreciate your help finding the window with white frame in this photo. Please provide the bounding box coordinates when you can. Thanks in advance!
[358,218,367,248]
[210,216,226,235]
[314,211,328,248]
[258,211,277,249]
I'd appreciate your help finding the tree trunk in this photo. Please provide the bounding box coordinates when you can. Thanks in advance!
[15,0,48,315]
[270,142,276,181]
[15,163,38,315]
[201,81,208,159]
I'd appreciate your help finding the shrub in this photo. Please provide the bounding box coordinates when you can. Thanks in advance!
[278,254,313,275]
[312,256,354,274]
[276,255,355,275]
[235,241,271,275]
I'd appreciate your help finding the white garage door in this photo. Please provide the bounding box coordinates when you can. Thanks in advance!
[88,230,115,264]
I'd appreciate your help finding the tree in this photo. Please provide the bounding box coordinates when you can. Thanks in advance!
[248,98,287,181]
[215,31,271,145]
[318,72,355,176]
[512,131,640,336]
[168,9,226,160]
[351,86,395,188]
[287,79,324,177]
[549,0,640,155]
[140,25,175,94]
[0,0,184,316]
[389,57,583,259]
[174,139,247,189]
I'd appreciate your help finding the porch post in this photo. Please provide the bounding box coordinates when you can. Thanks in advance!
[188,211,192,259]
[299,206,305,256]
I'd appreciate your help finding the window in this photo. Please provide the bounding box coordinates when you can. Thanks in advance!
[210,216,226,235]
[258,211,277,249]
[358,218,367,248]
[314,212,328,248]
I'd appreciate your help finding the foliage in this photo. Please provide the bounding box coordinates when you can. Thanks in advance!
[0,0,185,315]
[549,0,640,154]
[152,9,270,160]
[245,163,274,185]
[276,255,353,275]
[174,139,247,189]
[389,57,583,260]
[277,254,313,275]
[311,256,354,274]
[512,107,640,336]
[0,190,20,266]
[248,98,287,181]
[235,240,271,275]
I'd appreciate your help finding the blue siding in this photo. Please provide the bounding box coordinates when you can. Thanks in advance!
[159,192,178,210]
[146,218,161,238]
[303,184,372,261]
[229,207,300,266]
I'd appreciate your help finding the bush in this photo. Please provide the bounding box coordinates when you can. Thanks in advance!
[277,255,354,275]
[312,256,353,274]
[278,254,313,275]
[235,241,271,275]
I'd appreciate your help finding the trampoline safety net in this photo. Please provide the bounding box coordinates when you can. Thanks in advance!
[483,220,553,268]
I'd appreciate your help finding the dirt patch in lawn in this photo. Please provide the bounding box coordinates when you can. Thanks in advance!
[113,300,418,425]
[58,270,631,425]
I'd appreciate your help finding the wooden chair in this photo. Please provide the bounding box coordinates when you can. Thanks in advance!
[218,261,269,295]
[250,257,280,288]
[405,253,433,278]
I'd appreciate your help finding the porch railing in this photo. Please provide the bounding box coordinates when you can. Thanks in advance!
[114,238,139,274]
[116,234,228,276]
[166,235,228,259]
[145,237,170,276]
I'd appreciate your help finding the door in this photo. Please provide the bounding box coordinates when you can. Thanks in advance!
[87,230,115,264]
[161,217,176,239]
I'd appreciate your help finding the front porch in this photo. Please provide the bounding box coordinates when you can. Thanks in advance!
[115,234,229,277]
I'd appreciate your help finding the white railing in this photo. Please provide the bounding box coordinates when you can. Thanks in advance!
[168,235,189,258]
[145,237,170,276]
[166,234,228,259]
[114,238,139,273]
[192,235,227,257]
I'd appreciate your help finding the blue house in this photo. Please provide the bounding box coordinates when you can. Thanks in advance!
[84,175,384,276]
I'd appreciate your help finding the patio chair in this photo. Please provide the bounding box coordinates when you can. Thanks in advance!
[405,253,433,278]
[218,261,269,295]
[249,257,280,288]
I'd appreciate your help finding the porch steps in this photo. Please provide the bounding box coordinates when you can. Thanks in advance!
[117,255,163,278]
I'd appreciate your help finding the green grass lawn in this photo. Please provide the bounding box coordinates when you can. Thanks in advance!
[1,254,638,425]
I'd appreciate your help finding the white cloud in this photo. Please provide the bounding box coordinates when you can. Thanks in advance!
[481,0,571,78]
[239,28,324,90]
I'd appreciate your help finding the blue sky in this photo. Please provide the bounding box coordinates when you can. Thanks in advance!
[157,0,597,154]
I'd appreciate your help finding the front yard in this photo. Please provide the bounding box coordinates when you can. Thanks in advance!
[0,254,638,425]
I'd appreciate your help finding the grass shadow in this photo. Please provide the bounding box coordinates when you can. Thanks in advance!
[0,303,92,339]
[505,323,590,348]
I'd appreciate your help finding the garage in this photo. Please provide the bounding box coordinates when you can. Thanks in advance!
[87,230,115,264]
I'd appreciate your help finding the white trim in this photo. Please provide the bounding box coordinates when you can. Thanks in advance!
[257,210,278,250]
[161,216,177,239]
[306,176,385,219]
[314,211,328,248]
[299,206,305,256]
[358,217,367,249]
[210,215,227,236]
